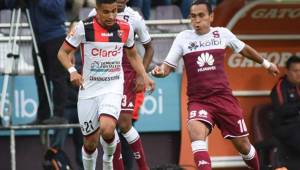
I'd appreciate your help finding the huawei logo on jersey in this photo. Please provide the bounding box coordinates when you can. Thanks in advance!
[91,45,122,57]
[197,52,216,72]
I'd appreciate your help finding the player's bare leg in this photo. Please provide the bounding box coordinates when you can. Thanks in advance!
[119,113,149,170]
[82,128,100,170]
[231,137,259,170]
[99,115,118,170]
[188,120,211,170]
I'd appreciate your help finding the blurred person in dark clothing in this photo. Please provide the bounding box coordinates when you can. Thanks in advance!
[5,0,68,124]
[51,51,84,169]
[270,56,300,163]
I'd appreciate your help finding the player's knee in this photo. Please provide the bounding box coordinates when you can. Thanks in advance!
[83,139,98,152]
[100,126,115,140]
[187,120,210,141]
[118,120,132,133]
[232,137,251,154]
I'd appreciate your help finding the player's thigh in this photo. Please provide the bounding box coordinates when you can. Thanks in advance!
[213,95,249,138]
[187,102,214,141]
[98,93,123,121]
[188,120,210,141]
[121,72,136,112]
[77,97,100,136]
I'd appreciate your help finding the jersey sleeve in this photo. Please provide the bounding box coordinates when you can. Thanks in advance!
[65,21,85,48]
[163,33,183,68]
[125,24,135,48]
[222,27,245,53]
[88,8,97,17]
[135,15,151,44]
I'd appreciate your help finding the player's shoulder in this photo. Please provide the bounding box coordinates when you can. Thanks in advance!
[210,26,228,32]
[124,6,143,19]
[211,26,232,35]
[176,29,195,39]
[82,16,94,26]
[116,19,131,30]
[124,6,142,17]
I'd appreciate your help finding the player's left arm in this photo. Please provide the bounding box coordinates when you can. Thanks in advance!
[223,27,280,76]
[240,45,280,76]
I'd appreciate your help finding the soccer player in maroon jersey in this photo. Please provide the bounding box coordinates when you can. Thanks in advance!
[57,0,155,170]
[151,0,280,170]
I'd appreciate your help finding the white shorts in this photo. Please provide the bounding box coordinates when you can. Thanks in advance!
[77,93,122,136]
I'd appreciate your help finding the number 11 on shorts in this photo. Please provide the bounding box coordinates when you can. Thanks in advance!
[237,119,247,133]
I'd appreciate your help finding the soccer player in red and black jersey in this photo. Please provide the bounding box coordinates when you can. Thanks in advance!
[57,0,155,170]
[151,0,279,170]
[88,1,153,169]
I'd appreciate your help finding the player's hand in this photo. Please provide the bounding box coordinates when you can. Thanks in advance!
[134,75,145,93]
[151,65,165,78]
[70,72,84,89]
[145,76,155,94]
[268,63,280,76]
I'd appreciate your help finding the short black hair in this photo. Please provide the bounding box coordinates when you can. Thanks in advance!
[286,55,300,69]
[96,0,116,4]
[190,0,213,14]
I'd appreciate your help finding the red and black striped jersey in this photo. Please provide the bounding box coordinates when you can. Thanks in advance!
[65,17,135,99]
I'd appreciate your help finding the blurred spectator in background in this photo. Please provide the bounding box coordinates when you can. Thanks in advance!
[0,0,6,9]
[65,0,95,21]
[128,0,151,19]
[127,0,172,19]
[181,0,221,18]
[5,0,68,125]
[270,55,300,169]
[51,47,84,169]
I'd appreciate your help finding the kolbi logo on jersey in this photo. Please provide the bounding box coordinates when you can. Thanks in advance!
[197,52,216,72]
[187,39,222,51]
[91,45,122,58]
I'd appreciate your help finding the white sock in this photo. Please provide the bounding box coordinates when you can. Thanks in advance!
[122,126,139,144]
[82,147,98,170]
[100,130,119,162]
[191,140,208,153]
[240,144,256,160]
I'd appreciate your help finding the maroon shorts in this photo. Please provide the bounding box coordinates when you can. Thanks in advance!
[121,69,137,113]
[187,94,249,139]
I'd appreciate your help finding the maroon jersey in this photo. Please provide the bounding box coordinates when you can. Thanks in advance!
[164,27,245,99]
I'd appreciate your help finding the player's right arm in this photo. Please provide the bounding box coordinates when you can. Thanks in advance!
[151,64,174,78]
[57,21,84,87]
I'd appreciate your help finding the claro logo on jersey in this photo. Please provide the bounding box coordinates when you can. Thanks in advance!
[91,45,122,57]
[188,39,222,51]
[197,52,216,72]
